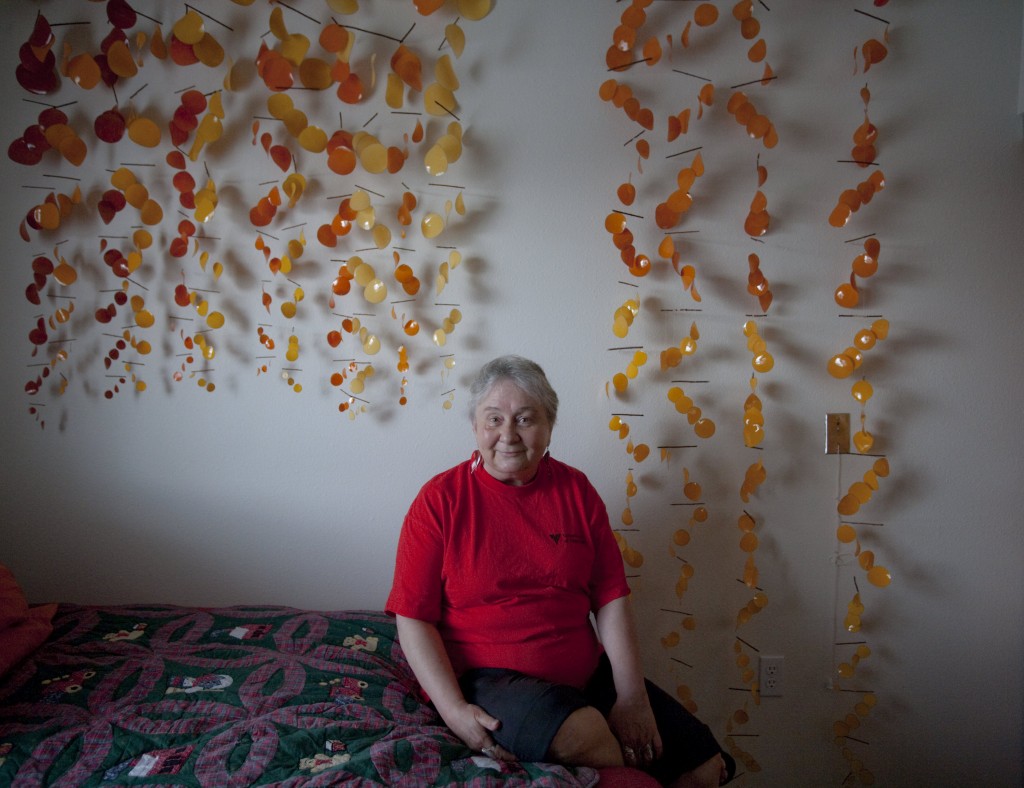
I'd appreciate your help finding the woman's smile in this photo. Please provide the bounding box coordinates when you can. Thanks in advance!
[472,379,552,485]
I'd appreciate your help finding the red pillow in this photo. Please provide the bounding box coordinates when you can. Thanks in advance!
[596,767,662,787]
[0,564,56,678]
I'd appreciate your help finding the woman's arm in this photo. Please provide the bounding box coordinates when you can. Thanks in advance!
[395,614,514,759]
[594,595,662,767]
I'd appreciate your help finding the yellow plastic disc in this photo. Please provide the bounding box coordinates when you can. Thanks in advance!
[421,212,444,238]
[267,93,294,119]
[194,33,225,68]
[372,224,392,249]
[851,379,873,403]
[425,144,448,176]
[172,10,206,46]
[457,0,493,20]
[828,354,855,379]
[128,117,161,147]
[359,142,389,173]
[445,22,466,57]
[434,54,459,91]
[752,352,774,373]
[694,418,716,439]
[298,125,328,153]
[424,82,456,116]
[140,199,163,226]
[364,279,387,304]
[351,262,375,286]
[837,494,860,516]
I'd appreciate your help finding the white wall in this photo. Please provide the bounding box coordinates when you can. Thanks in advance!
[1,2,1021,785]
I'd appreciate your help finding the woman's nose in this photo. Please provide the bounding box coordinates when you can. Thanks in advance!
[500,423,520,442]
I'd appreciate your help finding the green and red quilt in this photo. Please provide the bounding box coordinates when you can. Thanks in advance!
[0,605,598,786]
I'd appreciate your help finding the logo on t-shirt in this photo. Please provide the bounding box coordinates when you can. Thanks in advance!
[549,533,586,545]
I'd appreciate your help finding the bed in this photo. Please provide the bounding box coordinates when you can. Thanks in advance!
[0,595,618,786]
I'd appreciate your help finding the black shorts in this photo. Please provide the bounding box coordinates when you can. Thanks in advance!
[459,654,734,784]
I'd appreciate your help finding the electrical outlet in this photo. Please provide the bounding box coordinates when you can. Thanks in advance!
[759,655,784,697]
[826,413,850,454]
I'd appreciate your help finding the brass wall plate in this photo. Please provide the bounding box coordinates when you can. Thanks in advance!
[826,413,850,454]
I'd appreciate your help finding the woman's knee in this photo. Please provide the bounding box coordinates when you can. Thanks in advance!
[671,752,729,788]
[547,706,623,768]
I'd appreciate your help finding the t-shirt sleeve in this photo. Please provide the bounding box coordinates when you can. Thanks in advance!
[385,484,445,622]
[584,479,631,611]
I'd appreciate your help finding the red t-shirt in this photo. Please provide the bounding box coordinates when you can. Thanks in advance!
[386,453,629,689]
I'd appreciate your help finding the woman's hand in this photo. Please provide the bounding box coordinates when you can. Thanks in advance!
[594,597,663,768]
[394,616,517,762]
[440,700,517,761]
[607,692,662,768]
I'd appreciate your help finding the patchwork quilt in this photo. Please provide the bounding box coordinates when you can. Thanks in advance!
[0,605,599,786]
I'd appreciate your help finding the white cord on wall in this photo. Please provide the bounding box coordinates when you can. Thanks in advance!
[1019,0,1024,134]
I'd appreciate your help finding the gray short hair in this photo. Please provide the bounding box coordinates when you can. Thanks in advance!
[468,355,559,426]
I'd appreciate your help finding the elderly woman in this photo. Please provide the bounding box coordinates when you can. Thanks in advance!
[387,355,733,787]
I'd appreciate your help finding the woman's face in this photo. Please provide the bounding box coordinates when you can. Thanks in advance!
[472,379,553,485]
